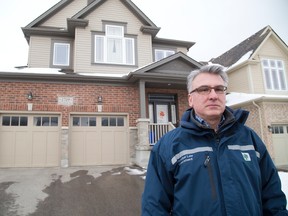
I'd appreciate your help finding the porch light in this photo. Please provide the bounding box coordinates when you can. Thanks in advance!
[267,125,273,132]
[97,96,103,112]
[97,96,103,104]
[27,92,33,100]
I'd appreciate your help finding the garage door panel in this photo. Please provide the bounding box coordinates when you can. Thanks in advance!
[32,132,48,167]
[70,115,128,166]
[0,131,15,167]
[15,132,31,167]
[101,131,115,164]
[0,114,60,168]
[86,131,102,165]
[71,132,85,166]
[273,136,288,166]
[272,124,288,166]
[114,131,127,164]
[46,132,60,166]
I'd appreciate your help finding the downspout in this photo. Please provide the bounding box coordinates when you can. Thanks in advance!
[252,101,264,139]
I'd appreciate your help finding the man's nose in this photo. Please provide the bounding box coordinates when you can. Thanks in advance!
[208,89,218,98]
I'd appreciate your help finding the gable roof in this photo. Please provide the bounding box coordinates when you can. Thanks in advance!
[131,51,201,76]
[22,0,161,41]
[126,52,202,89]
[211,25,287,68]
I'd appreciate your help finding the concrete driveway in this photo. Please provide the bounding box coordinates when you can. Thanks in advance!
[0,166,146,216]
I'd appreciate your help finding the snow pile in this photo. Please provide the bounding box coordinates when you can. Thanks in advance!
[228,50,253,69]
[124,167,146,175]
[0,67,64,74]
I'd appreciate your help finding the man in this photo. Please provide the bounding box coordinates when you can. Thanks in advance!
[142,64,288,215]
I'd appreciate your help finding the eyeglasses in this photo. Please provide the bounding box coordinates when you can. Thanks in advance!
[190,85,227,95]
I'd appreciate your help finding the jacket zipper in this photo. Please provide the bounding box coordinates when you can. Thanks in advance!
[204,154,217,201]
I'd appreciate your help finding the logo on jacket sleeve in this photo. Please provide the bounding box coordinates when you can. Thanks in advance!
[242,152,251,161]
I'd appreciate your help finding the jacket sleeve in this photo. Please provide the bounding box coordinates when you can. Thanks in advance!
[256,134,288,215]
[141,140,174,216]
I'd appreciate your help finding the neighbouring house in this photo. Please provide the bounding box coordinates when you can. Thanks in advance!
[0,0,202,168]
[212,25,288,168]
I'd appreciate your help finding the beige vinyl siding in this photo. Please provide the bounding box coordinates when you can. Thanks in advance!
[257,37,287,58]
[73,0,152,73]
[249,64,266,93]
[40,0,87,28]
[28,36,51,68]
[227,66,250,93]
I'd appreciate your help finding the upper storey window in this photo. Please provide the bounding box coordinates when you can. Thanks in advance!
[94,25,135,65]
[154,49,175,61]
[262,59,287,91]
[53,42,70,66]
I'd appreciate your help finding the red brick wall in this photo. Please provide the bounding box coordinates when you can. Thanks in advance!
[0,81,140,127]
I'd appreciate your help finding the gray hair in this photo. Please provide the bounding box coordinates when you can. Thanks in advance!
[187,64,228,93]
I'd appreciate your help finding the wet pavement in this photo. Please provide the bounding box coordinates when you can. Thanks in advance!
[0,166,146,216]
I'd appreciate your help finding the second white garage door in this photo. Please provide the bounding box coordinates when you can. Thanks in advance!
[272,124,288,166]
[70,115,128,166]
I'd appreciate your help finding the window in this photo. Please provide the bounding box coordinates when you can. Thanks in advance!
[262,59,287,90]
[2,116,28,126]
[271,125,288,134]
[34,116,59,126]
[94,25,135,65]
[53,42,70,66]
[101,117,124,127]
[154,49,175,61]
[72,117,96,127]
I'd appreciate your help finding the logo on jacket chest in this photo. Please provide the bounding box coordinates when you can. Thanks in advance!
[242,152,251,161]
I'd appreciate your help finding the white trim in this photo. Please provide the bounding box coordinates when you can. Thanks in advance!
[227,145,260,158]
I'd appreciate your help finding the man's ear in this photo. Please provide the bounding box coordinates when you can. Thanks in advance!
[188,94,193,107]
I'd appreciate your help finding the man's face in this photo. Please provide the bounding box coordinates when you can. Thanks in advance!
[188,73,226,121]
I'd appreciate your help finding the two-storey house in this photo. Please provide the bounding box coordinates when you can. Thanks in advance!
[0,0,201,168]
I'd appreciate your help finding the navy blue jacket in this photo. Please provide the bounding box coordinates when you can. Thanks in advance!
[142,107,288,216]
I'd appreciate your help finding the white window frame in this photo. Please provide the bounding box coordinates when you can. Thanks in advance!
[154,49,175,61]
[94,25,135,65]
[53,42,70,66]
[262,59,287,91]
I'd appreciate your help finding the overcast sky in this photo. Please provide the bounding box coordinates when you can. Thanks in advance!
[0,0,287,69]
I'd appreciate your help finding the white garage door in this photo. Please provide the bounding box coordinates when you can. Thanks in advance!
[271,124,288,166]
[0,114,60,167]
[70,115,128,166]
